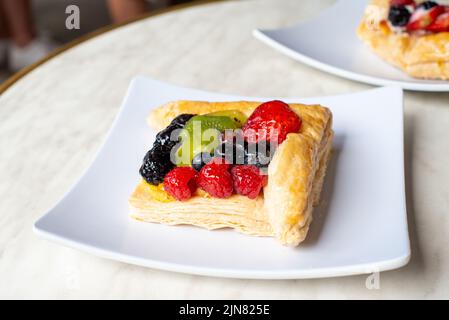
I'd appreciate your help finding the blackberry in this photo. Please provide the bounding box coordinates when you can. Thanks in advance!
[140,113,195,185]
[139,147,173,185]
[417,1,438,10]
[155,113,195,147]
[192,152,213,172]
[388,6,411,26]
[170,113,196,127]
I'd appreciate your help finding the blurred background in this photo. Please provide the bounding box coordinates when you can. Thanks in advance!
[0,0,194,84]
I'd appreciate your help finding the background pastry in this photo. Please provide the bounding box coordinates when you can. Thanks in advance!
[357,0,449,80]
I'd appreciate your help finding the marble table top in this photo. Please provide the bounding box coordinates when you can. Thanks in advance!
[0,0,448,299]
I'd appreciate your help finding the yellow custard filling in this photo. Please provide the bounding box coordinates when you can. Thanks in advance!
[139,180,175,203]
[140,180,216,203]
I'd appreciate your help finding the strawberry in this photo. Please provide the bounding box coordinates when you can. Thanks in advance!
[426,12,449,32]
[406,4,445,31]
[390,0,415,6]
[242,100,301,144]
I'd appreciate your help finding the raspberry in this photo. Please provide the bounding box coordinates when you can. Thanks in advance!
[231,165,268,199]
[163,166,198,201]
[197,158,233,198]
[406,3,444,30]
[242,100,301,144]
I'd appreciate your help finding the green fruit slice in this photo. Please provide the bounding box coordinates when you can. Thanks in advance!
[205,110,247,128]
[175,115,238,165]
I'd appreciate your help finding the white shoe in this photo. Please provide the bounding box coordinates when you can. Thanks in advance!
[0,40,8,68]
[8,37,58,72]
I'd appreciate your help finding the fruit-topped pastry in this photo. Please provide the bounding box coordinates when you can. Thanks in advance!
[129,100,333,246]
[357,0,449,79]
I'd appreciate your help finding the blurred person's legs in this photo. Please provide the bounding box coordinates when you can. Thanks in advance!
[107,0,148,24]
[0,3,8,38]
[0,0,57,71]
[1,0,35,47]
[0,4,8,67]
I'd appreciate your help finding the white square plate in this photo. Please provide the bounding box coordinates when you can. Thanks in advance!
[34,77,410,279]
[253,0,449,92]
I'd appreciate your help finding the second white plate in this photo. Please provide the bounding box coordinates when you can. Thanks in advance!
[254,0,449,92]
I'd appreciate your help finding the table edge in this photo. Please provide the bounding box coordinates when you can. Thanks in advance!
[0,0,222,95]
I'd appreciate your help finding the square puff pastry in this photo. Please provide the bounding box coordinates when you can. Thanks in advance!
[357,0,449,80]
[129,101,333,246]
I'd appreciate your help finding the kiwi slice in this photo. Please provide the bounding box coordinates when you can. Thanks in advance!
[175,115,239,165]
[205,110,247,128]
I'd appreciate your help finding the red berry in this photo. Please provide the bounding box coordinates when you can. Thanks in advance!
[426,11,449,32]
[390,0,415,6]
[406,4,445,31]
[163,166,198,201]
[242,100,301,144]
[231,165,268,199]
[197,158,233,198]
